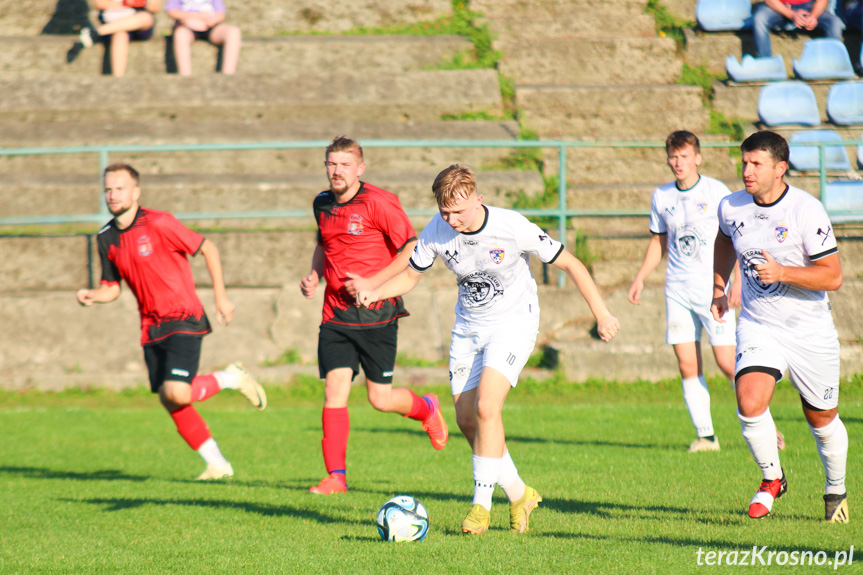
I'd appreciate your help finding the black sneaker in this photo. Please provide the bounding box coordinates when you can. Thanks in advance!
[824,493,849,523]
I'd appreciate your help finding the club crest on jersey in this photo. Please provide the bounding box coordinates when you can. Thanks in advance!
[696,202,708,215]
[774,224,788,243]
[137,235,152,257]
[347,214,363,235]
[489,248,505,264]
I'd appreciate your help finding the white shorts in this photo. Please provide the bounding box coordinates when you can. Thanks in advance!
[448,313,539,396]
[666,284,736,347]
[735,320,840,410]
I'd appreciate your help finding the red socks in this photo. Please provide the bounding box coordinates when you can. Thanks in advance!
[405,391,431,421]
[170,405,212,450]
[190,374,221,403]
[322,407,349,475]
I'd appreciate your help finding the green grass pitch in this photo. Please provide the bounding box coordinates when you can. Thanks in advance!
[1,377,861,574]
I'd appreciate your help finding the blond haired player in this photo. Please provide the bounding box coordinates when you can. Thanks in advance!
[358,165,620,534]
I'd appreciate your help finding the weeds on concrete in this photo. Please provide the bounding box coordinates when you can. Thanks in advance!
[644,0,694,47]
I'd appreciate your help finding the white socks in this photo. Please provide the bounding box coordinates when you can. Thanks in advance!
[682,375,714,438]
[497,450,527,503]
[809,415,848,496]
[472,455,500,511]
[214,370,239,390]
[738,408,782,480]
[197,437,230,467]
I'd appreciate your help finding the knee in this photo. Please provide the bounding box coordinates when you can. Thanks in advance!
[159,384,190,409]
[475,398,499,424]
[737,395,767,418]
[367,390,390,412]
[173,26,194,43]
[226,25,242,43]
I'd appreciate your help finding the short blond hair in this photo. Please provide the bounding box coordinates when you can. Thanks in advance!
[325,136,363,161]
[432,164,476,207]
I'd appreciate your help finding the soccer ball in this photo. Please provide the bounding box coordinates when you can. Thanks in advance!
[376,495,429,542]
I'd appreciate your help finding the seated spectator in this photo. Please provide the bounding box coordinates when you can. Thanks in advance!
[753,0,845,57]
[79,0,161,77]
[166,0,242,76]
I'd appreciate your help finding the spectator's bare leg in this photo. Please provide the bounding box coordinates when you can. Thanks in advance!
[173,24,196,76]
[96,11,155,37]
[109,31,132,77]
[209,23,242,74]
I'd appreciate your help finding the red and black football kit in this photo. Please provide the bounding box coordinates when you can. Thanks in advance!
[313,182,416,383]
[97,207,211,390]
[313,182,416,329]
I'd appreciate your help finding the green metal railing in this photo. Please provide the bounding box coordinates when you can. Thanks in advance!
[2,138,861,285]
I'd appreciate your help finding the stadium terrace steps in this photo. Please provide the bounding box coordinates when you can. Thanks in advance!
[0,70,502,123]
[0,34,473,76]
[544,144,738,186]
[517,85,708,140]
[0,119,523,176]
[481,12,657,41]
[0,0,452,36]
[0,170,543,222]
[497,37,681,86]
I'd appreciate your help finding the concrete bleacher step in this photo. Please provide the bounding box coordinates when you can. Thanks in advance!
[499,37,681,86]
[517,84,708,139]
[0,0,453,37]
[0,119,522,175]
[542,143,738,186]
[0,69,502,122]
[0,170,544,222]
[484,12,656,41]
[0,34,474,76]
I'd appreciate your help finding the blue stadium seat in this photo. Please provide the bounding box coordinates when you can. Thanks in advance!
[726,55,788,83]
[788,130,851,171]
[822,180,863,220]
[827,82,863,125]
[696,0,752,31]
[793,39,855,81]
[758,81,822,126]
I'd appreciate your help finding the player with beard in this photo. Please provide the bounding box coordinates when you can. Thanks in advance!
[76,163,266,480]
[300,136,449,495]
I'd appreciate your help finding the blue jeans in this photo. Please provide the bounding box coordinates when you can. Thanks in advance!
[753,1,845,57]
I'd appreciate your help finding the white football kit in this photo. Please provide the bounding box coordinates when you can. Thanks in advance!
[717,184,840,409]
[649,175,736,346]
[410,205,564,395]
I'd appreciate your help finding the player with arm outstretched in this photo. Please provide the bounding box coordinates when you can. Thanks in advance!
[299,136,448,496]
[711,131,848,522]
[358,165,620,534]
[76,163,266,480]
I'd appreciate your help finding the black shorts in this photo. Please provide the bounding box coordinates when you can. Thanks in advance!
[98,10,155,41]
[143,334,203,393]
[318,322,398,384]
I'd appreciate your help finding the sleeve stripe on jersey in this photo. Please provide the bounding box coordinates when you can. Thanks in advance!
[810,246,838,261]
[650,230,667,236]
[409,257,432,272]
[193,237,205,257]
[397,236,418,253]
[547,244,565,265]
[719,228,731,238]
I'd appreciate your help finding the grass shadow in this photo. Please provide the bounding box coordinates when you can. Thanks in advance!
[68,496,362,525]
[0,466,148,482]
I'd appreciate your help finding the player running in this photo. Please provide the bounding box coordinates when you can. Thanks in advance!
[357,165,620,534]
[299,136,448,495]
[712,131,848,522]
[76,163,266,480]
[628,131,746,453]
